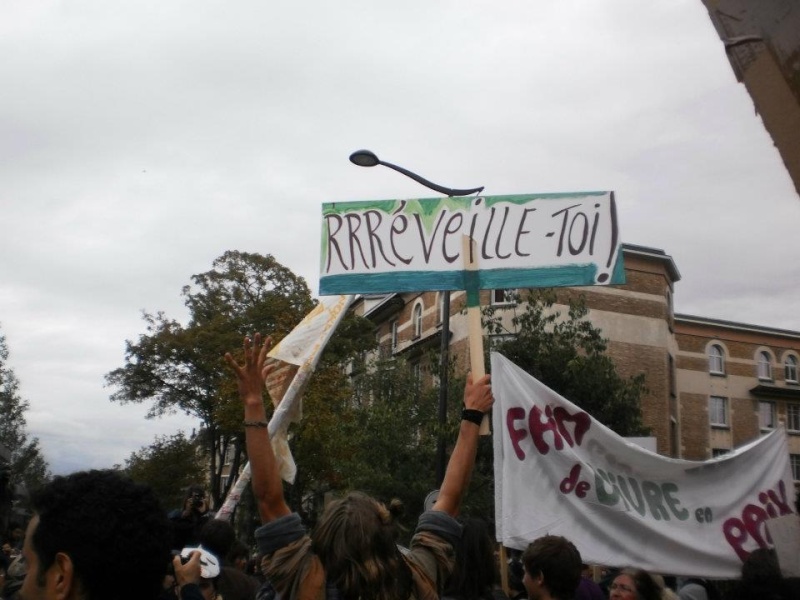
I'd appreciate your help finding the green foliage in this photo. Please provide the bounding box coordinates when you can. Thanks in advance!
[342,354,439,526]
[105,251,314,505]
[121,432,206,511]
[483,289,648,436]
[0,329,51,507]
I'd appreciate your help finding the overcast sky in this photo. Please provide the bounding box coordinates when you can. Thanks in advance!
[2,1,798,476]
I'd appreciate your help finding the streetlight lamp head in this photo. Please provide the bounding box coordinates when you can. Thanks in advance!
[349,149,380,168]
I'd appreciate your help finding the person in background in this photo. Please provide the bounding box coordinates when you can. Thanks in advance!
[170,485,214,550]
[173,550,222,600]
[574,564,605,600]
[722,547,800,600]
[609,568,661,600]
[442,517,496,600]
[17,469,172,600]
[199,519,260,600]
[520,535,583,600]
[226,333,493,600]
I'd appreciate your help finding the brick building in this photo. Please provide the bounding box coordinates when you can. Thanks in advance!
[351,244,800,484]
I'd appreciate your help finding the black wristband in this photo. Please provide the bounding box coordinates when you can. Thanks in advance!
[461,408,484,426]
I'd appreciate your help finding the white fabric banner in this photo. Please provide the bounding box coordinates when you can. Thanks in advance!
[215,295,353,521]
[491,352,797,578]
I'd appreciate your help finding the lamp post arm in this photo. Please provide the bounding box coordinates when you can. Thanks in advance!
[378,160,484,197]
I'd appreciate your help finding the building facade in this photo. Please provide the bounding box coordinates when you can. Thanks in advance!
[351,244,800,485]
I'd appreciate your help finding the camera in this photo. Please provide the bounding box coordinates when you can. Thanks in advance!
[190,492,204,509]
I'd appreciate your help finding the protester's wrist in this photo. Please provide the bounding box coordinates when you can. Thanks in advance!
[461,408,484,426]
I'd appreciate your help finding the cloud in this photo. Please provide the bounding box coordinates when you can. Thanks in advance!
[1,0,798,474]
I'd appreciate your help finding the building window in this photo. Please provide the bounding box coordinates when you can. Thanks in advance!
[413,303,423,338]
[437,293,445,324]
[757,351,773,381]
[787,404,800,433]
[412,362,422,384]
[712,448,730,458]
[491,289,515,305]
[708,344,725,375]
[785,355,798,383]
[709,396,728,428]
[759,401,776,431]
[792,454,800,482]
[391,320,398,351]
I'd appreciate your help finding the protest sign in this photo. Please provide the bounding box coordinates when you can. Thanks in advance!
[320,192,624,295]
[491,352,797,578]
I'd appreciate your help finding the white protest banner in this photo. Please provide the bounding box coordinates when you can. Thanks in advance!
[491,352,796,578]
[320,192,624,295]
[215,295,353,521]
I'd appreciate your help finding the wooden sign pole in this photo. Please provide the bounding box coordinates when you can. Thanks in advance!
[462,235,490,435]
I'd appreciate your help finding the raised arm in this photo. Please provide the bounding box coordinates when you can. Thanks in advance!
[432,372,493,516]
[224,333,291,523]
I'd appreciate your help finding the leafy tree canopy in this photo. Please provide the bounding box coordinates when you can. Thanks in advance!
[105,251,315,505]
[120,432,206,512]
[484,289,648,436]
[0,329,51,513]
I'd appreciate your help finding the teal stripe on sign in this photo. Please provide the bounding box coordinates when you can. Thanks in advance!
[319,262,626,296]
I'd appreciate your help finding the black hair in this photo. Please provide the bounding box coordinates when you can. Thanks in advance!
[522,535,582,600]
[30,469,171,600]
[444,517,496,600]
[199,519,236,563]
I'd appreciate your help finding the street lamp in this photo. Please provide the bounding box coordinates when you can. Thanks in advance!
[349,149,483,486]
[349,150,484,197]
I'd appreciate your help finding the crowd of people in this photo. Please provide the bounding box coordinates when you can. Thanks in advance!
[1,331,798,600]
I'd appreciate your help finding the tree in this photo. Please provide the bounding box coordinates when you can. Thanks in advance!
[484,289,648,436]
[105,251,315,506]
[0,328,51,516]
[120,432,206,511]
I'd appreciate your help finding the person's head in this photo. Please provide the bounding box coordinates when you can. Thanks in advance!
[198,520,235,566]
[444,517,496,600]
[311,492,410,600]
[185,485,207,512]
[21,469,171,600]
[740,547,782,594]
[227,540,249,572]
[521,535,582,600]
[609,568,661,600]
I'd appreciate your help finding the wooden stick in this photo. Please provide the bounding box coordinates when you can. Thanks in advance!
[462,235,490,435]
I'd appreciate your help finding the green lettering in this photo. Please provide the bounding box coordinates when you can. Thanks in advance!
[662,483,689,521]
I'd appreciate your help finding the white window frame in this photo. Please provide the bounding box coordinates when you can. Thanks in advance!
[413,303,423,338]
[757,351,773,381]
[708,344,725,375]
[709,396,729,428]
[759,401,776,431]
[390,320,398,352]
[785,355,798,384]
[491,289,515,306]
[787,403,800,433]
[792,454,800,482]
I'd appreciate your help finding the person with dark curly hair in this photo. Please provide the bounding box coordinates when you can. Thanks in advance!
[225,333,494,600]
[18,469,172,600]
[521,535,582,600]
